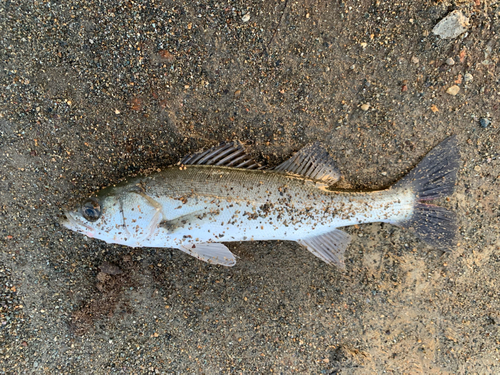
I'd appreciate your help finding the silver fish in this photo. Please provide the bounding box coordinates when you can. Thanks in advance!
[61,137,459,268]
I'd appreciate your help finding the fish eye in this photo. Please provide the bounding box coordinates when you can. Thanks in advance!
[81,198,101,222]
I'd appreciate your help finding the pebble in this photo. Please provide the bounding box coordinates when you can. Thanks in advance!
[99,261,123,275]
[158,50,175,62]
[446,57,455,66]
[464,73,473,83]
[411,56,419,64]
[242,14,251,23]
[479,118,491,128]
[432,10,470,39]
[360,103,370,111]
[97,271,111,283]
[446,85,460,96]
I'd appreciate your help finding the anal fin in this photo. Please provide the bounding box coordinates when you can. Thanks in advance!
[178,243,236,266]
[297,229,351,269]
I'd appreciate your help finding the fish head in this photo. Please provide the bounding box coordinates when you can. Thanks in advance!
[61,192,131,245]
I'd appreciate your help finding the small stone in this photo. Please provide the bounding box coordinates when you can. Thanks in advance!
[464,73,473,83]
[158,50,175,62]
[411,56,419,64]
[360,103,370,111]
[446,57,455,66]
[130,97,142,111]
[446,85,460,96]
[474,165,481,172]
[99,261,123,275]
[242,14,250,23]
[96,272,110,283]
[432,10,470,39]
[479,118,491,128]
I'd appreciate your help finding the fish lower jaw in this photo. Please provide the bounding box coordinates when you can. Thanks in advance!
[107,235,142,247]
[61,212,96,238]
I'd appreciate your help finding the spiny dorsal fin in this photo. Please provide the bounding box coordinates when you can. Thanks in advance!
[178,243,237,266]
[181,141,264,169]
[297,229,351,269]
[273,143,341,185]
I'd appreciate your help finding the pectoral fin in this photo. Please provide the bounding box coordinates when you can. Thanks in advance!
[159,209,220,234]
[297,229,351,269]
[178,243,237,266]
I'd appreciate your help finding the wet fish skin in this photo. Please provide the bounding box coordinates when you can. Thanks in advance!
[62,138,459,267]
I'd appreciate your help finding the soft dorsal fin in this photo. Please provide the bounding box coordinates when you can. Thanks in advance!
[181,141,264,169]
[178,243,237,266]
[297,229,351,269]
[273,143,341,185]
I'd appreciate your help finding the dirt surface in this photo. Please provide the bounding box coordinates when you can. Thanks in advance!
[1,0,500,373]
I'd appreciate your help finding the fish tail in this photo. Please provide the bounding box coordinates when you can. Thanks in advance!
[393,136,459,251]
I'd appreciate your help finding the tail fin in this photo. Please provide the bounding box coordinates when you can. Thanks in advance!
[394,136,459,251]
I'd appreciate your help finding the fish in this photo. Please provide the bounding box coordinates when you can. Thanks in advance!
[61,137,459,268]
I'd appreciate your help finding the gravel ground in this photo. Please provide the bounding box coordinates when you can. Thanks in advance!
[1,0,500,373]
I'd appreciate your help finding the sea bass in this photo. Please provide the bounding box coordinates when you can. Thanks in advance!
[61,137,459,268]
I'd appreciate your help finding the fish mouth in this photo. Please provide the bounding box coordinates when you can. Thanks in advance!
[59,212,72,229]
[60,211,95,236]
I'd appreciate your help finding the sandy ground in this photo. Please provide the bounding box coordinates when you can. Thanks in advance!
[1,0,500,373]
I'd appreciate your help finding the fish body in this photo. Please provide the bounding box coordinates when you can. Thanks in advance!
[62,138,459,267]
